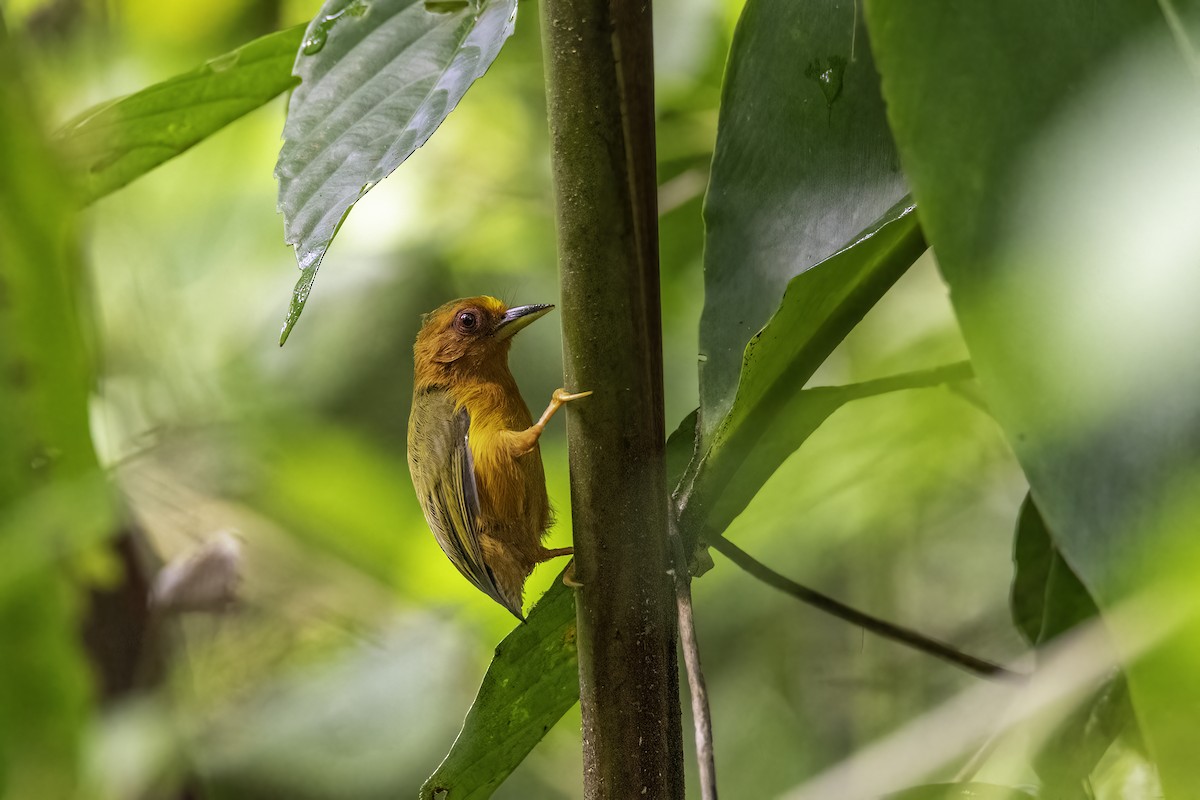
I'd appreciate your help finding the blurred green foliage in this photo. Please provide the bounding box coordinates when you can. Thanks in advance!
[3,0,1190,797]
[0,24,114,798]
[867,0,1200,794]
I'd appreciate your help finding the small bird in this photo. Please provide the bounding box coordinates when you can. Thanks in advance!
[407,296,590,619]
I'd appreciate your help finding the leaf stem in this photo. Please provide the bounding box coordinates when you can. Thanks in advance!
[711,536,1024,682]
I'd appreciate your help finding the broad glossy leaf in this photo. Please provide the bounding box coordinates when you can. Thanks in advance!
[420,578,577,800]
[0,46,112,796]
[884,784,1034,800]
[275,0,516,343]
[699,0,907,445]
[56,26,304,205]
[865,1,1200,791]
[678,202,935,540]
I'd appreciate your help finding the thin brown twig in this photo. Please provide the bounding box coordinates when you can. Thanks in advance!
[710,536,1025,682]
[670,518,718,800]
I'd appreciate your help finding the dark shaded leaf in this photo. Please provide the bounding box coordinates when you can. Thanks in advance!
[1010,494,1099,647]
[56,26,304,204]
[1010,497,1052,646]
[420,578,577,800]
[665,408,698,492]
[275,0,516,343]
[699,0,907,445]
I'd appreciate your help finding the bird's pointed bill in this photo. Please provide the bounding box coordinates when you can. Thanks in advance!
[494,304,553,340]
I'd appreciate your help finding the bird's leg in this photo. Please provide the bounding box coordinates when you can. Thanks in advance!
[505,388,592,456]
[537,546,580,587]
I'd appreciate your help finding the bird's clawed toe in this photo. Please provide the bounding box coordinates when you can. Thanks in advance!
[553,388,593,405]
[562,558,583,588]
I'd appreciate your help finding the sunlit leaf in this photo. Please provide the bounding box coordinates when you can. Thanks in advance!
[275,0,517,343]
[421,578,577,800]
[0,43,113,797]
[699,0,907,445]
[678,202,936,542]
[865,0,1200,791]
[56,26,304,205]
[884,783,1035,800]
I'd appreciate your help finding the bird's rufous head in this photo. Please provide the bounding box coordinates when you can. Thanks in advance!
[413,296,553,383]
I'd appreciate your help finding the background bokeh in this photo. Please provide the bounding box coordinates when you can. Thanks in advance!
[7,0,1049,796]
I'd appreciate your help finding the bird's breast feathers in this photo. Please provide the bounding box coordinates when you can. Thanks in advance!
[460,391,547,530]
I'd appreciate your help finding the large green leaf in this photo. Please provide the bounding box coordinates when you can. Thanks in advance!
[865,0,1200,791]
[678,201,934,541]
[420,578,577,800]
[56,26,304,205]
[0,42,113,797]
[699,0,907,445]
[275,0,517,343]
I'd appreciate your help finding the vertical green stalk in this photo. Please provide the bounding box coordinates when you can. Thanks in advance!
[539,0,685,796]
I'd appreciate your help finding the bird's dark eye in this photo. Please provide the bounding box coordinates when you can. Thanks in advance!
[455,310,480,334]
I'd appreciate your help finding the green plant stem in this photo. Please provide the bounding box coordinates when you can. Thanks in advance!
[712,536,1024,681]
[539,0,685,797]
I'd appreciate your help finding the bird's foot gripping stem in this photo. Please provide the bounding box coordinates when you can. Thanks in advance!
[542,388,592,425]
[562,558,582,588]
[509,388,593,456]
[537,546,580,588]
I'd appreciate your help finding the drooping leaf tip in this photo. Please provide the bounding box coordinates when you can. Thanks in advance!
[279,262,319,345]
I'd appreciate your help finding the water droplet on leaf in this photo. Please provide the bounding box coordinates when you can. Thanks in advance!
[302,29,328,55]
[89,150,123,173]
[28,444,61,475]
[207,52,239,72]
[804,55,847,113]
[302,2,370,56]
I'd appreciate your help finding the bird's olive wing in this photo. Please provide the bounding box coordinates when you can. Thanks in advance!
[407,389,506,606]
